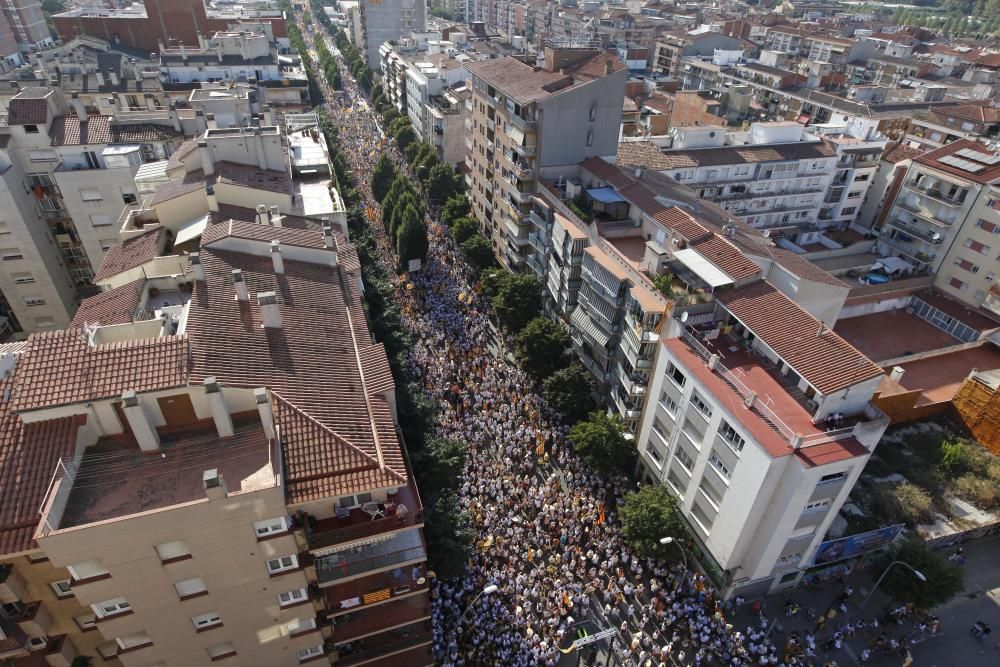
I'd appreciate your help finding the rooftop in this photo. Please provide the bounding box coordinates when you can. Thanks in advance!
[878,343,1000,405]
[466,52,626,105]
[834,310,961,364]
[92,227,167,283]
[914,139,1000,185]
[617,138,836,171]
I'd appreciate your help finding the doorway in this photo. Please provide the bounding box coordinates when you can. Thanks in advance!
[156,393,198,427]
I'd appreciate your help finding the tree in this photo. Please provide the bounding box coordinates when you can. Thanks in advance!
[371,155,396,203]
[404,141,426,166]
[492,273,542,333]
[543,363,596,424]
[569,411,634,474]
[411,438,466,503]
[651,272,674,297]
[460,235,494,275]
[870,538,964,609]
[381,175,410,221]
[619,485,688,560]
[426,163,458,202]
[441,195,471,227]
[423,492,474,578]
[515,317,570,381]
[450,216,478,245]
[396,208,429,267]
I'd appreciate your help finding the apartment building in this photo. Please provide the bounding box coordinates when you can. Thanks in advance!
[358,0,427,67]
[652,31,749,78]
[877,140,1000,281]
[0,10,22,71]
[763,26,873,71]
[0,87,184,333]
[0,0,50,52]
[0,132,430,667]
[464,40,628,271]
[637,281,889,598]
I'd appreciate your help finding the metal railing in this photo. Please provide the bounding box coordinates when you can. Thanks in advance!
[306,510,424,551]
[315,546,426,584]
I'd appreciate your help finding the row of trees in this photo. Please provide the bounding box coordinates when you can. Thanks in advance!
[314,35,342,91]
[373,160,430,269]
[333,27,372,91]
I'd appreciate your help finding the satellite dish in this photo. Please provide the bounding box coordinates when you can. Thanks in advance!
[680,311,689,323]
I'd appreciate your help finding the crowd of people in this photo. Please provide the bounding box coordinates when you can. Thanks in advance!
[307,32,791,667]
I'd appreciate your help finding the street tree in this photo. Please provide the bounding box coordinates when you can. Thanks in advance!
[411,437,466,503]
[441,195,471,226]
[543,363,596,424]
[425,164,457,201]
[619,485,688,560]
[395,125,417,153]
[371,155,396,203]
[569,411,634,474]
[450,216,478,245]
[396,207,429,267]
[460,235,494,275]
[871,538,964,609]
[423,492,474,578]
[492,273,542,333]
[515,317,570,381]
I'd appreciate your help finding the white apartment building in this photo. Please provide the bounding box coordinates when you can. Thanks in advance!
[359,0,427,67]
[637,281,889,598]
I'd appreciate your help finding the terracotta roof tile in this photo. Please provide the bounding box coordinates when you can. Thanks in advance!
[213,161,292,195]
[0,375,81,555]
[93,227,166,283]
[718,281,883,395]
[11,331,190,413]
[112,123,181,143]
[211,203,325,231]
[467,53,625,104]
[737,240,847,288]
[201,218,327,250]
[689,234,761,282]
[618,138,836,171]
[881,141,923,164]
[49,115,112,146]
[8,94,49,125]
[149,169,205,206]
[914,139,1000,185]
[166,137,199,170]
[71,279,145,327]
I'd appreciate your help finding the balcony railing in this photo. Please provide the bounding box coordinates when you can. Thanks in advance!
[896,201,954,227]
[885,218,944,245]
[334,628,432,667]
[908,182,967,207]
[316,546,427,585]
[509,113,537,131]
[305,508,424,551]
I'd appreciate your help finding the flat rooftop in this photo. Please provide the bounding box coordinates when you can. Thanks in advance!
[834,311,959,364]
[604,235,646,270]
[58,413,277,529]
[879,343,1000,405]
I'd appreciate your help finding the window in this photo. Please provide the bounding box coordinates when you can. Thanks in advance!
[79,189,103,202]
[74,613,97,632]
[174,577,207,600]
[24,124,38,134]
[949,276,968,292]
[954,258,980,274]
[266,555,299,575]
[92,597,131,619]
[803,499,830,512]
[192,611,223,631]
[10,272,33,284]
[646,444,664,469]
[336,492,373,509]
[123,193,138,205]
[846,190,862,199]
[297,646,324,662]
[287,617,318,637]
[707,452,731,479]
[689,393,712,419]
[23,296,45,306]
[49,579,73,598]
[90,214,113,227]
[718,421,745,452]
[206,642,236,660]
[278,588,308,607]
[819,471,847,484]
[155,541,191,564]
[0,248,23,260]
[975,218,999,234]
[67,560,109,583]
[253,516,290,539]
[651,418,671,444]
[841,207,856,215]
[674,447,694,472]
[666,362,686,388]
[964,238,991,255]
[659,392,678,416]
[116,633,152,651]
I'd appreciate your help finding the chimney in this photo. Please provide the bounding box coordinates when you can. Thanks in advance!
[268,205,282,227]
[69,93,88,123]
[202,469,227,500]
[180,43,188,62]
[120,390,160,452]
[605,58,613,75]
[817,322,826,336]
[205,184,219,212]
[322,223,335,249]
[271,240,284,274]
[256,204,268,225]
[206,112,217,130]
[190,252,205,281]
[254,387,275,439]
[198,140,215,176]
[889,366,906,384]
[261,104,273,126]
[232,269,249,301]
[107,68,119,86]
[743,390,757,409]
[258,291,281,328]
[203,376,234,437]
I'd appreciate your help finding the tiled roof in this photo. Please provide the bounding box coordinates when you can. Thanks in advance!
[166,137,199,170]
[49,115,112,145]
[92,227,166,283]
[201,218,328,250]
[11,331,190,413]
[183,241,405,504]
[718,281,884,395]
[71,279,145,327]
[213,161,292,195]
[8,94,49,125]
[617,138,836,171]
[738,240,847,288]
[112,123,181,143]
[212,203,325,231]
[0,375,81,555]
[881,141,923,164]
[688,234,761,282]
[466,53,625,104]
[149,169,205,206]
[915,139,1000,185]
[934,103,1000,124]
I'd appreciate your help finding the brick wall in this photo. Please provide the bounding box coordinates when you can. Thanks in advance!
[670,91,726,129]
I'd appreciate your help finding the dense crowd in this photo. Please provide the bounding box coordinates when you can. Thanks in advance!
[313,32,788,667]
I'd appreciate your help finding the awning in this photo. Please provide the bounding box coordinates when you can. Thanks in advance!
[507,125,525,145]
[586,187,627,204]
[872,256,913,275]
[671,248,734,288]
[174,214,209,247]
[571,308,610,348]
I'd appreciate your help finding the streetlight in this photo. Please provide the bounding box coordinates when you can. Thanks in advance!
[861,560,927,609]
[460,583,499,624]
[660,536,688,570]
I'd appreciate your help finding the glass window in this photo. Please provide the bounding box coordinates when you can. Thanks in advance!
[278,588,308,607]
[266,555,299,575]
[719,421,746,452]
[253,517,289,538]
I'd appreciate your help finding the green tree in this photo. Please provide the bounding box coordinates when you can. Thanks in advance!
[405,141,427,167]
[569,411,634,474]
[441,195,471,226]
[381,175,410,221]
[871,538,964,609]
[389,116,412,136]
[388,190,420,236]
[938,439,971,475]
[423,492,473,578]
[396,208,429,267]
[411,437,466,503]
[515,317,571,381]
[450,216,478,245]
[425,163,458,201]
[651,272,674,297]
[619,485,687,560]
[492,273,541,333]
[371,155,396,203]
[543,363,597,424]
[395,125,417,152]
[460,235,495,275]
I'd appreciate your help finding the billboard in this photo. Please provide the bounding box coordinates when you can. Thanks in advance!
[811,524,904,566]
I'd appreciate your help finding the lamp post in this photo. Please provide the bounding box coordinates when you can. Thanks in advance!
[460,583,499,624]
[659,536,688,570]
[861,560,926,609]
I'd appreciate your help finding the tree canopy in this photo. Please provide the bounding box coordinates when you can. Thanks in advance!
[450,216,478,246]
[460,235,494,275]
[870,538,964,609]
[569,411,634,474]
[620,485,688,560]
[515,317,570,381]
[543,363,597,424]
[426,164,460,202]
[396,208,429,268]
[491,273,542,333]
[371,155,396,203]
[441,195,472,227]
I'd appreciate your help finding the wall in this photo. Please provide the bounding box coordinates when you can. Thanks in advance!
[950,375,1000,450]
[537,67,627,169]
[55,166,141,272]
[670,91,726,129]
[932,187,998,309]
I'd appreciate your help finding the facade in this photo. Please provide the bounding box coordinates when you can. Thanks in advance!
[359,0,427,67]
[0,0,50,52]
[464,41,628,271]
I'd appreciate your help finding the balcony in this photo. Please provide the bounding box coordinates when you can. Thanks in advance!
[303,483,423,551]
[332,595,431,644]
[521,144,537,156]
[896,200,954,227]
[315,529,426,586]
[334,621,433,667]
[509,113,537,131]
[878,238,936,267]
[885,218,944,246]
[908,182,967,208]
[325,568,429,618]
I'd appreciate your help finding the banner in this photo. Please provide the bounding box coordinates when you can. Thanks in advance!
[811,524,904,566]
